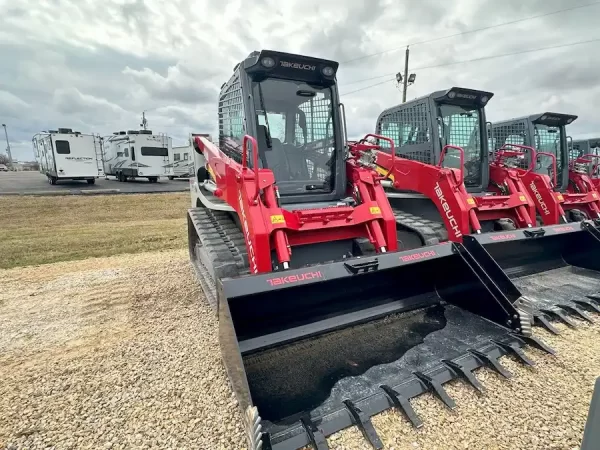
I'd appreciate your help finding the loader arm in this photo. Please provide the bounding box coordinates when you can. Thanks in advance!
[194,134,398,273]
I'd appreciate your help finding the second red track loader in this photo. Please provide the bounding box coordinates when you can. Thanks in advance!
[186,55,560,450]
[371,89,600,336]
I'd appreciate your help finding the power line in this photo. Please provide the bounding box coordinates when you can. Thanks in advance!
[342,1,600,65]
[341,37,600,96]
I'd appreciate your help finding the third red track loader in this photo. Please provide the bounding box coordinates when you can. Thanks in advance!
[186,57,558,449]
[490,113,600,223]
[371,88,600,336]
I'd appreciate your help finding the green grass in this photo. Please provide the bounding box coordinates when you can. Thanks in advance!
[0,193,189,269]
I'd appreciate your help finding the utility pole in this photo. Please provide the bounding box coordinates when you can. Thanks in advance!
[402,46,410,103]
[2,124,13,169]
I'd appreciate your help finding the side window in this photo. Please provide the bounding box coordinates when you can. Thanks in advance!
[174,153,180,161]
[131,147,135,161]
[55,140,70,154]
[258,113,286,141]
[183,153,188,160]
[117,152,124,157]
[378,120,400,149]
[124,148,129,158]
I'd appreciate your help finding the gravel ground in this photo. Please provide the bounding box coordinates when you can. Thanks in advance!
[1,250,599,450]
[0,250,246,449]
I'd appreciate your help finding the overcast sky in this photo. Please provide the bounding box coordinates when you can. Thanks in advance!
[1,0,599,161]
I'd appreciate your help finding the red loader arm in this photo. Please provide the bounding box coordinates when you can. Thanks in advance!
[372,144,479,241]
[195,135,398,273]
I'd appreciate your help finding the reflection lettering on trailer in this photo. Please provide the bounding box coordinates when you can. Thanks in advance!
[267,271,323,286]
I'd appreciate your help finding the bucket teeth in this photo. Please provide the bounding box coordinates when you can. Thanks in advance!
[380,384,423,428]
[343,400,383,450]
[534,313,561,334]
[492,340,535,366]
[300,417,329,450]
[469,349,512,379]
[559,304,595,324]
[413,371,456,410]
[577,299,600,314]
[442,359,484,393]
[540,308,578,328]
[511,333,556,356]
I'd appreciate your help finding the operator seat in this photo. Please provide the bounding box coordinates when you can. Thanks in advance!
[257,125,292,181]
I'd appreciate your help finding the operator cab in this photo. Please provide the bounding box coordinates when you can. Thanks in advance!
[490,113,577,190]
[219,50,346,206]
[376,87,493,193]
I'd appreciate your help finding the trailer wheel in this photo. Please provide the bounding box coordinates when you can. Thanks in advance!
[87,179,95,185]
[50,176,57,185]
[149,177,158,183]
[168,176,175,181]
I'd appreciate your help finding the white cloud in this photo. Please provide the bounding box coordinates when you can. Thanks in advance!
[0,0,599,161]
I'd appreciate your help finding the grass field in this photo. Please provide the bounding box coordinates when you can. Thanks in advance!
[0,193,189,269]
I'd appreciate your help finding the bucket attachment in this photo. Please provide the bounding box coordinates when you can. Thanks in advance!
[217,243,548,450]
[464,221,600,334]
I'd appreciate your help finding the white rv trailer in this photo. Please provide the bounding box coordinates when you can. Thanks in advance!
[169,133,213,180]
[101,130,174,183]
[170,143,193,180]
[32,128,104,185]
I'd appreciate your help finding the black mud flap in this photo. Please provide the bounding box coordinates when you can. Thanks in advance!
[217,243,550,450]
[465,220,600,334]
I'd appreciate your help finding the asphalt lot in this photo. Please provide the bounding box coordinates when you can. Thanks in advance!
[0,171,189,195]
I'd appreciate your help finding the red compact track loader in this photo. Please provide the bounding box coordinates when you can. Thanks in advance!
[187,54,560,450]
[371,89,600,335]
[572,138,600,191]
[490,113,600,223]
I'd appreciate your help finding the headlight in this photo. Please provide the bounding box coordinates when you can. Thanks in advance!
[567,118,573,124]
[261,57,276,68]
[448,91,456,99]
[322,66,335,77]
[139,171,143,175]
[481,96,489,104]
[541,115,548,121]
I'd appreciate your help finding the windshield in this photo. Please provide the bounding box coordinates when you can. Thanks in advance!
[437,104,483,187]
[252,78,336,195]
[533,124,564,184]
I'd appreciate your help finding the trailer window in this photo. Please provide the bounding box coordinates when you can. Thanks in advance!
[117,152,124,157]
[183,153,188,160]
[124,148,129,158]
[141,147,168,157]
[174,153,180,161]
[55,140,71,154]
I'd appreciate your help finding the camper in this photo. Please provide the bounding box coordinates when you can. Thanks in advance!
[32,128,104,185]
[102,130,173,183]
[169,133,212,180]
[169,143,193,180]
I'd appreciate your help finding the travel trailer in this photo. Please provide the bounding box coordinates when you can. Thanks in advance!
[102,130,173,182]
[170,133,212,180]
[32,128,104,184]
[170,143,193,180]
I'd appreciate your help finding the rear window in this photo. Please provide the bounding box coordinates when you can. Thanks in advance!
[55,140,70,154]
[141,147,168,157]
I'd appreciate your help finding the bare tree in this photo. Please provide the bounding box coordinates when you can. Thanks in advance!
[0,154,9,166]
